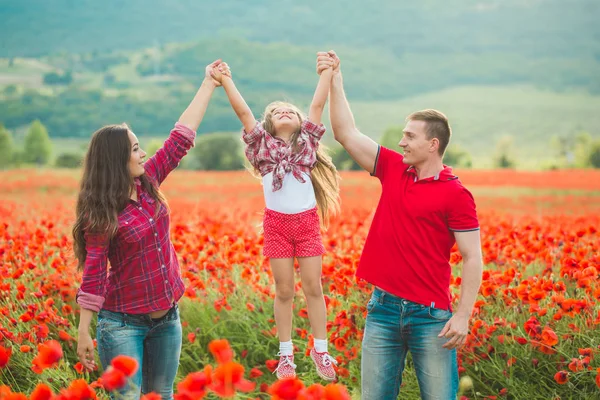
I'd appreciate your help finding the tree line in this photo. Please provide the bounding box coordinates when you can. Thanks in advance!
[1,121,599,171]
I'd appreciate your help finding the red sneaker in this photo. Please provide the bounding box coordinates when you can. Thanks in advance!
[310,348,337,381]
[274,353,296,380]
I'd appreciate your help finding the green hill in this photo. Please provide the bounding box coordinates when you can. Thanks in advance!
[2,0,599,59]
[348,85,600,167]
[1,0,599,167]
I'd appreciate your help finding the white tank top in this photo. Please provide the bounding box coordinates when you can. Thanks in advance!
[262,171,317,214]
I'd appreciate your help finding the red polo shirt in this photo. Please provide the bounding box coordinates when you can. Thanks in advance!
[356,146,479,310]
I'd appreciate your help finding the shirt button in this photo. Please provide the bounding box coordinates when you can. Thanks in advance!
[154,232,158,237]
[162,265,165,269]
[149,218,154,223]
[158,247,161,252]
[138,206,142,210]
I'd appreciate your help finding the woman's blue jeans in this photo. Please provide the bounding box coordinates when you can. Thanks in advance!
[97,305,182,400]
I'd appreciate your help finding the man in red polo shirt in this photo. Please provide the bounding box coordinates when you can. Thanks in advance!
[320,51,483,400]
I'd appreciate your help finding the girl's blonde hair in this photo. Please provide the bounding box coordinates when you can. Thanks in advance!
[253,101,340,227]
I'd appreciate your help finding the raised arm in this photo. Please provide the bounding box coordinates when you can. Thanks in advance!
[325,51,379,174]
[308,61,334,125]
[177,59,221,131]
[214,65,256,133]
[144,60,223,184]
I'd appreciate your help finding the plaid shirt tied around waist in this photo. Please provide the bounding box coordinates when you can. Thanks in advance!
[243,119,326,191]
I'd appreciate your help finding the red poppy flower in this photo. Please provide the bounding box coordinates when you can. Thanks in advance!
[101,366,127,391]
[553,370,569,384]
[208,339,233,364]
[111,355,138,377]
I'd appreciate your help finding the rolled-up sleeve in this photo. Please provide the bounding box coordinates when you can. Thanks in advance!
[302,120,326,148]
[144,122,196,185]
[76,231,110,312]
[243,121,266,169]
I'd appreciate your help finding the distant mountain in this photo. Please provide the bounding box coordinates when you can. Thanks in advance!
[1,0,599,164]
[2,0,599,60]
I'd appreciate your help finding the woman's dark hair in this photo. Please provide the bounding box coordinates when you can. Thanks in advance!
[72,124,166,270]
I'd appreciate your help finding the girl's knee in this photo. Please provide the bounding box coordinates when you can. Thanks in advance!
[301,281,323,297]
[275,285,295,302]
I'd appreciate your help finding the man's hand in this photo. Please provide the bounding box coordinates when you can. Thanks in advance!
[438,313,469,349]
[327,50,340,73]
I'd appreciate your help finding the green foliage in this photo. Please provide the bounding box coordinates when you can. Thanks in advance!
[379,126,403,150]
[11,150,25,167]
[24,120,52,165]
[0,124,14,168]
[145,139,163,158]
[589,140,600,168]
[331,146,361,171]
[3,85,17,95]
[493,136,517,169]
[54,152,82,168]
[103,73,116,86]
[572,132,596,168]
[43,70,73,85]
[550,132,599,168]
[444,145,472,168]
[191,133,245,171]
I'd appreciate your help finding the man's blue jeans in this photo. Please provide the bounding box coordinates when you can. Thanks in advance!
[361,288,459,400]
[97,305,182,400]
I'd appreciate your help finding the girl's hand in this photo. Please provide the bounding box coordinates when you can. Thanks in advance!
[205,59,226,86]
[316,52,335,75]
[211,62,231,85]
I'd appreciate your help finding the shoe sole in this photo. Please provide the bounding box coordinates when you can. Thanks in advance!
[311,355,337,381]
[276,371,296,380]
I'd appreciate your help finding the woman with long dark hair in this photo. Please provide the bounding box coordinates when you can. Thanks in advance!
[73,60,229,399]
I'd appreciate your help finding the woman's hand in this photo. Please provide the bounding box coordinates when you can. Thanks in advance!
[77,329,97,372]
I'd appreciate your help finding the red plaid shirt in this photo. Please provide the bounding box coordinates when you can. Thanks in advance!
[76,122,195,314]
[243,119,326,191]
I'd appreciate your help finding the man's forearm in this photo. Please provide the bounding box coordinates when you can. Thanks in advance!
[455,258,483,318]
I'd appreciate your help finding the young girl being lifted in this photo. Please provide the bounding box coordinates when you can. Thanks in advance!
[211,55,340,381]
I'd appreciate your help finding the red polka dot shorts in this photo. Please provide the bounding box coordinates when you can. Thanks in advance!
[263,207,325,259]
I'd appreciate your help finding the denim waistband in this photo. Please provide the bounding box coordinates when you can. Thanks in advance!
[372,286,452,312]
[372,287,450,311]
[372,287,412,305]
[99,304,178,325]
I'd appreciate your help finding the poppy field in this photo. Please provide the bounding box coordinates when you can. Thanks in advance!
[0,168,599,399]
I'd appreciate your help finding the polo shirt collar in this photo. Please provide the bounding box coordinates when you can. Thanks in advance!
[407,165,457,182]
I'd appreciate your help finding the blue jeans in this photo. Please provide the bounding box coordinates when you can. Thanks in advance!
[361,288,458,400]
[97,305,182,400]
